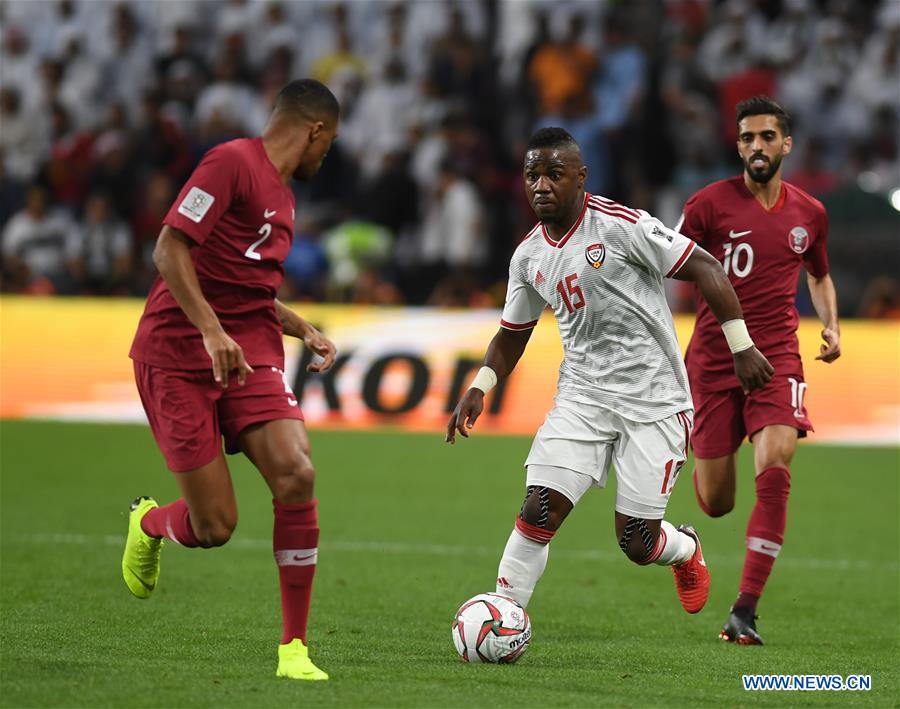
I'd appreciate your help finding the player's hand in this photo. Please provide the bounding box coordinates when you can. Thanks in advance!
[445,388,485,444]
[733,346,774,394]
[202,327,254,388]
[303,325,337,373]
[815,327,841,363]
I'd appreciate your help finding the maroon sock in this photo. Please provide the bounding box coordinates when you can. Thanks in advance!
[737,467,790,609]
[273,499,319,645]
[141,499,200,547]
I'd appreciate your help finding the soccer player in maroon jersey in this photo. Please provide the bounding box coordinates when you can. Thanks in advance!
[122,79,339,680]
[677,96,841,645]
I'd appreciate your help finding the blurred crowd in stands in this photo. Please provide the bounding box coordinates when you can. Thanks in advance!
[1,0,898,316]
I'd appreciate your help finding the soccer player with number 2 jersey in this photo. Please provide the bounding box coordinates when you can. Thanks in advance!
[447,127,774,630]
[677,96,841,645]
[123,80,340,680]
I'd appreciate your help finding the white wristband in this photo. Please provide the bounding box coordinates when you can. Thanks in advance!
[721,319,754,354]
[469,366,498,394]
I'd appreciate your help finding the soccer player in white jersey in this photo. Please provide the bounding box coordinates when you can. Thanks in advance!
[446,128,774,619]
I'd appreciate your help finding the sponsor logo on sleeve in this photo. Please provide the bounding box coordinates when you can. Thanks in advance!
[788,226,809,253]
[650,225,674,243]
[177,187,215,223]
[585,243,606,268]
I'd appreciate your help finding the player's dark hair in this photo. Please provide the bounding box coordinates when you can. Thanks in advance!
[274,79,340,124]
[736,95,790,136]
[527,127,580,153]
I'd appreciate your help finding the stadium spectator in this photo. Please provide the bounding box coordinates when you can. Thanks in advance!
[130,171,176,291]
[68,191,133,294]
[45,102,94,209]
[1,185,77,294]
[0,26,37,97]
[527,12,595,119]
[136,90,192,182]
[0,86,48,187]
[418,158,487,301]
[155,23,210,89]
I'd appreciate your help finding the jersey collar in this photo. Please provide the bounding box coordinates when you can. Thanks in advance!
[741,178,787,213]
[542,192,589,248]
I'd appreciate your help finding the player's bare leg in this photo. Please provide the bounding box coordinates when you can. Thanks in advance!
[238,419,328,681]
[496,477,574,608]
[614,512,710,613]
[692,454,738,517]
[170,455,239,546]
[721,425,797,645]
[122,454,236,598]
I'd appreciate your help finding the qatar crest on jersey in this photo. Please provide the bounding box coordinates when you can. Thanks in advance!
[585,243,606,268]
[788,226,809,254]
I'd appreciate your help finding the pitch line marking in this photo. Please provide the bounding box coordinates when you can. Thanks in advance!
[9,533,898,572]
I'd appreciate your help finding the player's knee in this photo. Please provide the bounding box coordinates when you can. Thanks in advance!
[620,535,657,564]
[704,493,734,518]
[194,517,236,548]
[270,454,316,504]
[519,507,565,532]
[519,487,570,532]
[617,517,660,564]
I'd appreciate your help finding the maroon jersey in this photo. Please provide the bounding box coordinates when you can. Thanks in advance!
[678,176,829,392]
[131,138,295,370]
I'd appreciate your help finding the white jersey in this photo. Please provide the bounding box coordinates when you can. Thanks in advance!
[501,193,697,422]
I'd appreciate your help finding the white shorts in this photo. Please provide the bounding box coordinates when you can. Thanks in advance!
[524,400,693,519]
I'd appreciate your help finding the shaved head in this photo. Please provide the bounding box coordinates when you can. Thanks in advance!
[526,127,582,162]
[274,79,339,126]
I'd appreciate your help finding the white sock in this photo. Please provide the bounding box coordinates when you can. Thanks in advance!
[495,528,549,608]
[653,521,696,566]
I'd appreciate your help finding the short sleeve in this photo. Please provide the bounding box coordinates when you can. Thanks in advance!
[803,208,830,278]
[675,192,708,245]
[500,257,545,330]
[627,215,697,278]
[163,143,247,245]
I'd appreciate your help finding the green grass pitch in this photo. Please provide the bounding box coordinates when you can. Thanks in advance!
[1,420,897,707]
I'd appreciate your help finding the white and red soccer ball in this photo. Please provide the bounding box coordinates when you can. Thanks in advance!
[451,593,531,663]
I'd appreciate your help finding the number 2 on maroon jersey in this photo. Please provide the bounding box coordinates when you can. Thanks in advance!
[556,273,585,314]
[245,223,272,261]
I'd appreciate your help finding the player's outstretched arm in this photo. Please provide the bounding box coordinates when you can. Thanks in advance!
[674,246,774,393]
[153,225,253,387]
[445,327,533,444]
[807,273,841,363]
[274,299,337,373]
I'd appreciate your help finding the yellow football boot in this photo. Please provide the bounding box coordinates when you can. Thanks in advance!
[276,639,329,680]
[122,496,163,599]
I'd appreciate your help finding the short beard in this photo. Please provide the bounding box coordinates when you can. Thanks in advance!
[744,154,782,184]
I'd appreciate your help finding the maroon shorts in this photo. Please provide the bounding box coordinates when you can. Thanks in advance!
[690,373,813,459]
[134,362,304,472]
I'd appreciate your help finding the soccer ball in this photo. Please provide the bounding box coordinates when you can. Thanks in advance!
[451,593,531,663]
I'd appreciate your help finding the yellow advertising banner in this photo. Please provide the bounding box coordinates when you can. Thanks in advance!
[1,297,897,445]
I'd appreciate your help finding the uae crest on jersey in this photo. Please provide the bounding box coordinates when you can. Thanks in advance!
[585,243,606,268]
[788,226,809,254]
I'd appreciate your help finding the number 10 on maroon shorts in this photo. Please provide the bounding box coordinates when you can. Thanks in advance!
[134,362,304,472]
[690,373,813,459]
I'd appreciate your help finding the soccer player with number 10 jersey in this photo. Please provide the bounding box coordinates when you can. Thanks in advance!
[677,96,841,644]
